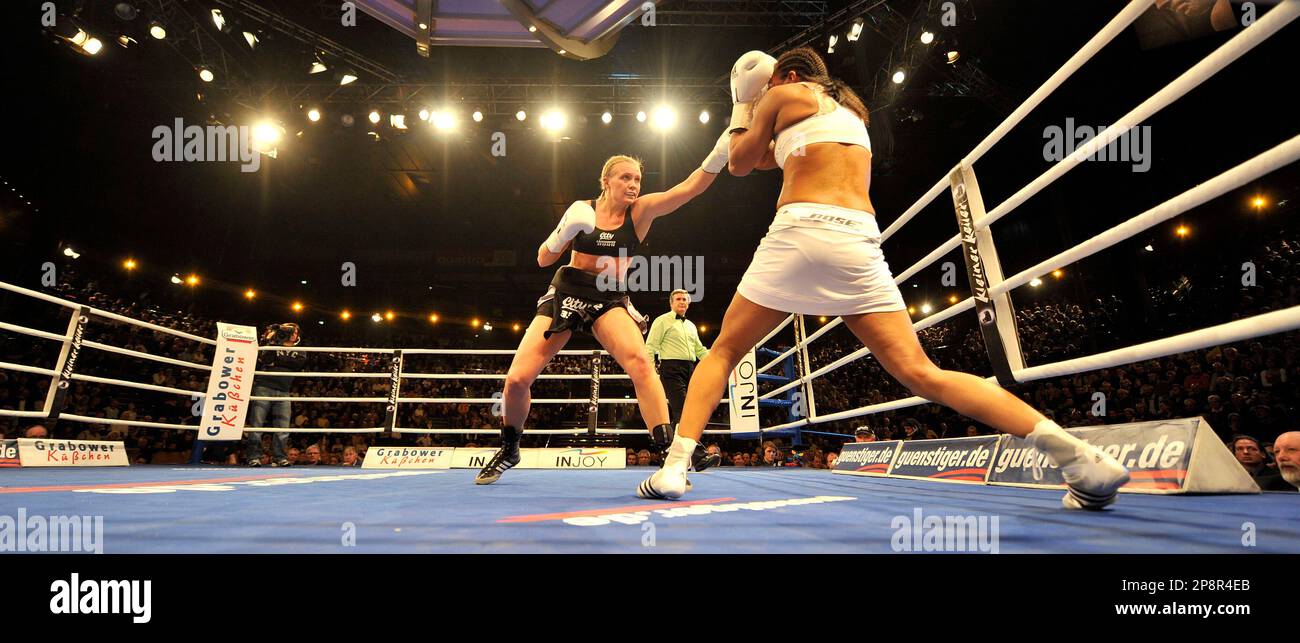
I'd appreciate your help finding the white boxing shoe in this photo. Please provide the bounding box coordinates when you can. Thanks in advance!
[1059,444,1130,510]
[636,467,690,500]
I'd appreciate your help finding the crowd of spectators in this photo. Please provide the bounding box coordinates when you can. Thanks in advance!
[1,233,1297,468]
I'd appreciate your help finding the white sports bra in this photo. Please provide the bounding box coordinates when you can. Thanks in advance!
[773,82,872,169]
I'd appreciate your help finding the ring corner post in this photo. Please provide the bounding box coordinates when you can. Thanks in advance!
[948,162,1026,385]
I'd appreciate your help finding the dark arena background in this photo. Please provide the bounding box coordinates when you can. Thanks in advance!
[0,0,1297,626]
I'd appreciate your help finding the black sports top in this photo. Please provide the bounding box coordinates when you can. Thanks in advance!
[571,199,641,257]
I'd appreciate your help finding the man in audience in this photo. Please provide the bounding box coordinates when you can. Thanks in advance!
[342,446,361,467]
[1230,435,1288,490]
[853,426,876,443]
[1264,431,1299,492]
[762,443,781,467]
[825,452,838,469]
[24,424,49,439]
[304,444,323,466]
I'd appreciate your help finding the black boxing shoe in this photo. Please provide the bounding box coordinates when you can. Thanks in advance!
[475,425,522,485]
[650,423,720,472]
[691,445,721,472]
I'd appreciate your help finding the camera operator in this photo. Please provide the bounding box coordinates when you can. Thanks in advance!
[243,323,305,467]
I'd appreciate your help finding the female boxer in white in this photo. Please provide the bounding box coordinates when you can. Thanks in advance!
[476,144,729,485]
[639,47,1130,510]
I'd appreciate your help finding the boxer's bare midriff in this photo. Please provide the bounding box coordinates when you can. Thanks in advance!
[776,142,875,214]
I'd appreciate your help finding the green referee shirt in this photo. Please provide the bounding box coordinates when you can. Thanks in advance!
[645,311,709,362]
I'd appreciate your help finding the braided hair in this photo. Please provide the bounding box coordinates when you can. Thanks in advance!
[773,47,869,125]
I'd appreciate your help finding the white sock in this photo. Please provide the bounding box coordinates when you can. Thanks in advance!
[663,435,697,473]
[1025,419,1087,467]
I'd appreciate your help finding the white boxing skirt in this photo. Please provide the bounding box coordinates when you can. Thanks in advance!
[736,202,907,316]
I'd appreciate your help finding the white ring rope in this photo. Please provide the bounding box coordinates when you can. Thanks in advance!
[0,360,59,378]
[0,320,69,343]
[893,1,1300,287]
[0,280,216,346]
[82,340,213,371]
[994,135,1300,297]
[881,0,1158,241]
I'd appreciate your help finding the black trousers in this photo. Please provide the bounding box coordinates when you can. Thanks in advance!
[659,359,696,424]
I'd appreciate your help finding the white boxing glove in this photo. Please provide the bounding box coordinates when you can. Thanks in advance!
[729,50,777,132]
[700,129,730,174]
[545,200,596,253]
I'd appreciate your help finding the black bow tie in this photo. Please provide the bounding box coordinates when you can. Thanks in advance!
[676,314,686,321]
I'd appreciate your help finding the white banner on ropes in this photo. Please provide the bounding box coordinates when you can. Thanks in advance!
[728,350,760,437]
[199,323,259,441]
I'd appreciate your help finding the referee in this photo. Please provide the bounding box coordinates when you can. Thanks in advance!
[646,290,709,423]
[646,289,719,471]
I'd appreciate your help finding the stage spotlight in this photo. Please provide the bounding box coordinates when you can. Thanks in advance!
[371,313,382,323]
[368,110,381,124]
[1052,269,1064,279]
[512,323,521,332]
[211,9,226,31]
[117,35,137,48]
[946,50,960,64]
[62,247,80,259]
[123,259,137,271]
[428,314,439,324]
[699,325,708,334]
[432,111,456,131]
[253,120,283,146]
[827,34,837,54]
[186,274,200,287]
[1176,225,1189,238]
[472,110,484,122]
[418,108,430,121]
[540,109,566,132]
[528,25,537,33]
[341,114,355,127]
[892,70,906,84]
[292,302,304,312]
[698,110,710,124]
[650,106,677,131]
[242,31,259,49]
[310,58,327,74]
[471,318,480,328]
[83,37,104,55]
[601,111,613,124]
[1029,278,1043,287]
[341,310,352,321]
[920,303,932,314]
[244,289,256,300]
[483,323,493,332]
[170,275,182,285]
[307,108,321,122]
[515,110,527,122]
[635,110,647,123]
[848,19,864,42]
[921,30,935,44]
[948,294,958,304]
[385,311,395,321]
[908,306,916,314]
[1251,196,1267,209]
[198,67,214,82]
[389,114,407,130]
[149,22,166,39]
[339,70,358,86]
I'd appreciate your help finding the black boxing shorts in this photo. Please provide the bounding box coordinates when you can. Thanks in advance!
[535,266,648,338]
